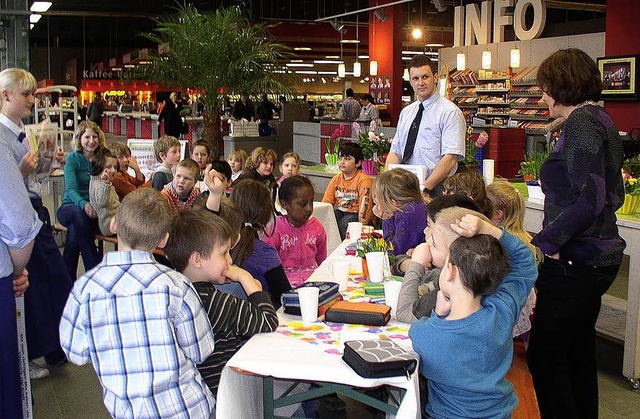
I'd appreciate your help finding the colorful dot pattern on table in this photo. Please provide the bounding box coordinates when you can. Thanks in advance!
[278,274,408,355]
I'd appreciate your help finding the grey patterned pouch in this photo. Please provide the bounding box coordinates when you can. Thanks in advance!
[343,339,418,379]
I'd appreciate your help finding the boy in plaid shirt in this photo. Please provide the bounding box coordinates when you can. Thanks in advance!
[60,188,215,418]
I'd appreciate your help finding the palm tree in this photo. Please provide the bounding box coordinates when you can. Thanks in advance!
[131,3,296,157]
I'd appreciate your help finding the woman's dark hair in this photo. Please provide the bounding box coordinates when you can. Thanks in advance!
[279,175,314,203]
[339,142,364,165]
[91,147,117,176]
[229,179,274,267]
[537,48,604,106]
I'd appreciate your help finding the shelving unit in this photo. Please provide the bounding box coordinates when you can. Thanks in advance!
[508,67,555,135]
[472,71,510,128]
[449,70,479,124]
[34,85,78,152]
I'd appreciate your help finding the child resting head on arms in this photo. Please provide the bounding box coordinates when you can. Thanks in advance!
[108,142,149,201]
[409,207,537,419]
[263,176,327,287]
[89,148,119,236]
[372,168,427,255]
[59,188,216,418]
[163,209,278,395]
[161,158,200,213]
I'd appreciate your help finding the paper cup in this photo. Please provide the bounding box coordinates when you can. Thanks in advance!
[365,251,385,283]
[347,222,363,242]
[384,280,403,319]
[331,260,351,291]
[483,159,494,185]
[298,287,320,324]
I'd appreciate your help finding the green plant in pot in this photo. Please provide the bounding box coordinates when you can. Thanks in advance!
[325,124,345,169]
[519,145,552,185]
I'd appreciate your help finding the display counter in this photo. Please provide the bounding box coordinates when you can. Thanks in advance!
[102,111,204,145]
[293,120,396,165]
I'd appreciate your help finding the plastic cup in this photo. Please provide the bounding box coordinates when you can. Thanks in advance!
[347,222,363,242]
[331,260,351,291]
[298,287,320,324]
[384,280,403,319]
[365,251,385,283]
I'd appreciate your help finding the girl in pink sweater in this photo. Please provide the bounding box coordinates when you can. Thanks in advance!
[263,176,327,287]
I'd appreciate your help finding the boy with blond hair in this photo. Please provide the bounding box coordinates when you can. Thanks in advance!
[409,207,537,418]
[164,209,278,395]
[151,135,181,191]
[59,188,216,418]
[109,142,150,201]
[161,158,200,213]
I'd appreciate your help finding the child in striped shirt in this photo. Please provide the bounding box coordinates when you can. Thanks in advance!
[164,207,278,396]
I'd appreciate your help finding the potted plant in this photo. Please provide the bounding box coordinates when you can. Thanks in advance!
[519,145,551,201]
[356,232,394,283]
[353,121,392,175]
[458,127,488,173]
[325,124,345,170]
[618,156,640,215]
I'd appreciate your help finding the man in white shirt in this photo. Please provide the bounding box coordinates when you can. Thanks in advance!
[385,55,466,197]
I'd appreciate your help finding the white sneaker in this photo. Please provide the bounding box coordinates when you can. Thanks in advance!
[28,361,50,380]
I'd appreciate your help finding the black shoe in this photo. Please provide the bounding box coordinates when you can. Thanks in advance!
[44,348,68,368]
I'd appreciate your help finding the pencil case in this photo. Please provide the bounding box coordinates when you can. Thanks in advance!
[325,301,391,326]
[343,339,418,379]
[282,281,341,315]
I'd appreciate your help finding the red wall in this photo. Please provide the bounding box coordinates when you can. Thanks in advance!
[369,0,404,125]
[605,0,640,132]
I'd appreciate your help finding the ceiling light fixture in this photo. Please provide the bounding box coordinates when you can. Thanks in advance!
[510,47,521,68]
[370,11,378,76]
[353,16,361,78]
[482,50,492,70]
[29,14,42,24]
[456,53,466,71]
[294,47,311,51]
[412,28,423,39]
[30,2,52,12]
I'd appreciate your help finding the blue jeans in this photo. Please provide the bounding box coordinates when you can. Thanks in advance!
[57,203,100,280]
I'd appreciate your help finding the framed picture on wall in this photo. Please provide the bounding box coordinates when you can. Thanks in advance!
[597,55,639,100]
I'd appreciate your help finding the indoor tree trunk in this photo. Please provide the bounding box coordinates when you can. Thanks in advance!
[202,107,222,159]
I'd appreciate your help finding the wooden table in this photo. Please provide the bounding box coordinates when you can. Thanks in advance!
[524,199,640,386]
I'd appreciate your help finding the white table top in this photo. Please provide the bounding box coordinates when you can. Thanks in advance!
[216,239,420,418]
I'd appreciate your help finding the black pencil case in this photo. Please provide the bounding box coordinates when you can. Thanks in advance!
[343,339,418,379]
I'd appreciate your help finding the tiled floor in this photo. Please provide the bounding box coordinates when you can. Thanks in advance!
[27,336,640,418]
[32,135,640,417]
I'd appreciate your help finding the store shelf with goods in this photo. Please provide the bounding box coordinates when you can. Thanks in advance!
[450,70,479,124]
[508,67,557,135]
[470,70,511,127]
